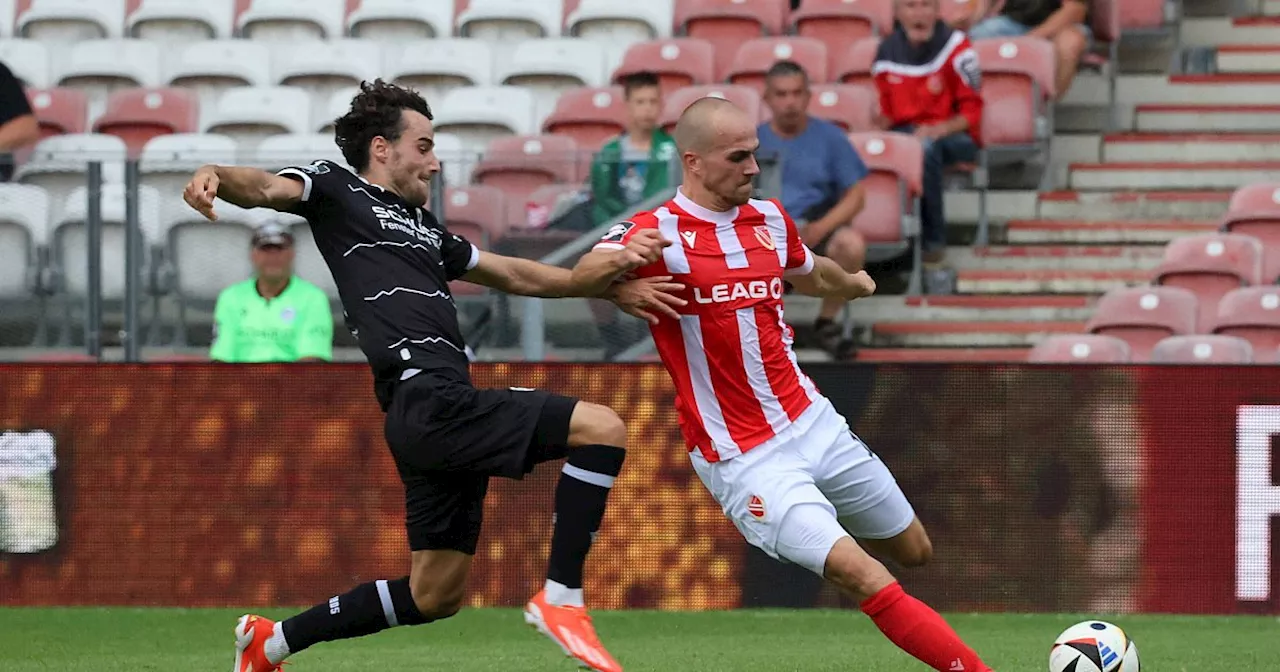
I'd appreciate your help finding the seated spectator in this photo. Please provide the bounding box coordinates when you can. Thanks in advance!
[968,0,1090,97]
[0,61,39,181]
[591,71,678,225]
[211,223,334,363]
[758,60,868,357]
[874,0,984,294]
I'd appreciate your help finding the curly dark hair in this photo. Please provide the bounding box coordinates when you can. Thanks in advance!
[334,79,434,172]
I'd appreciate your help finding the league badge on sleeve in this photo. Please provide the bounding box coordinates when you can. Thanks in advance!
[600,222,635,245]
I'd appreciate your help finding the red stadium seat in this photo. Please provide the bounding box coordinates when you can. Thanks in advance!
[833,37,880,94]
[25,87,88,138]
[971,37,1056,150]
[674,0,788,81]
[444,185,508,246]
[1221,182,1280,283]
[1086,286,1197,361]
[805,84,875,132]
[92,88,200,157]
[725,37,828,94]
[1149,335,1254,364]
[1117,0,1168,31]
[472,135,580,219]
[542,86,628,151]
[659,85,763,135]
[790,0,891,75]
[1211,286,1280,353]
[511,183,586,230]
[1153,233,1263,333]
[612,39,715,97]
[1026,334,1131,363]
[846,132,923,286]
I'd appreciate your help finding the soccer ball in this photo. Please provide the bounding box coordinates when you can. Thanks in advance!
[1048,620,1140,672]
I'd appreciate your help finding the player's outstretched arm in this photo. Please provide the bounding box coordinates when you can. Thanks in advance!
[787,254,877,301]
[182,164,304,221]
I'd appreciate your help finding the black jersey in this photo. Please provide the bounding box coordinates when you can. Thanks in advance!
[278,159,478,409]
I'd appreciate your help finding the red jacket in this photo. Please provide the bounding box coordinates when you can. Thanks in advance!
[873,22,984,146]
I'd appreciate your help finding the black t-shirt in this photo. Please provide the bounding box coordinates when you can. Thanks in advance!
[0,62,33,181]
[1001,0,1087,27]
[278,160,480,410]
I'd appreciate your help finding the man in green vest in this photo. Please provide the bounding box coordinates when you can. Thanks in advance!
[590,71,677,225]
[210,222,334,363]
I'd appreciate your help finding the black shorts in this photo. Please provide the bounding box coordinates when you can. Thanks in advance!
[384,372,578,554]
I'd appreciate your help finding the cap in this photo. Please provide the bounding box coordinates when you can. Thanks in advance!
[252,222,294,248]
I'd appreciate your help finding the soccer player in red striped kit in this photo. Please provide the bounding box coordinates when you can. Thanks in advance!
[592,97,994,671]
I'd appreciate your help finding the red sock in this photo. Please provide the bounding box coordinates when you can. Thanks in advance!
[860,582,990,672]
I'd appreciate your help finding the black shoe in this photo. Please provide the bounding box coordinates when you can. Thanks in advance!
[812,321,856,360]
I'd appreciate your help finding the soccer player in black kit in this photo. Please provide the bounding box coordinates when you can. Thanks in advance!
[183,80,684,672]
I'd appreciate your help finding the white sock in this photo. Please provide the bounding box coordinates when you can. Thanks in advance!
[544,579,585,608]
[264,622,291,665]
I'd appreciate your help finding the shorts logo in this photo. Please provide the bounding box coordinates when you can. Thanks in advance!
[753,226,775,251]
[747,494,766,520]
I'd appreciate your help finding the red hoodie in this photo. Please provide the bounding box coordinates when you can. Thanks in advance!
[873,21,984,146]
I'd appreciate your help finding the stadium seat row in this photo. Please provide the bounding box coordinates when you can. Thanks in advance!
[1029,333,1271,365]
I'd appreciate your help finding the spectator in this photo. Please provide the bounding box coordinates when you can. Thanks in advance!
[0,61,40,182]
[758,60,868,357]
[968,0,1090,98]
[591,71,678,225]
[211,222,334,363]
[874,0,984,294]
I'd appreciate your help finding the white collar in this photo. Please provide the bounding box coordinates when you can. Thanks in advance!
[674,188,739,226]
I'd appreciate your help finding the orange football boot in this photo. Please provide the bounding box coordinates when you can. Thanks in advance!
[524,590,622,672]
[233,614,285,672]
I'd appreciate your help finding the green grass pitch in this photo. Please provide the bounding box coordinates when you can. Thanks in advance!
[1,607,1275,670]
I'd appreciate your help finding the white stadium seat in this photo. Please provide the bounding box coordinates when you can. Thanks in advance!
[15,133,128,224]
[140,132,239,219]
[54,184,162,300]
[253,133,346,172]
[387,40,494,108]
[202,86,312,151]
[317,87,356,133]
[166,40,273,109]
[127,0,236,41]
[273,40,384,122]
[0,39,52,88]
[238,0,345,41]
[0,0,13,38]
[164,202,274,308]
[566,0,672,46]
[17,0,125,40]
[347,0,455,40]
[434,86,537,153]
[55,40,163,123]
[0,184,51,299]
[432,132,471,189]
[457,0,562,41]
[498,39,607,126]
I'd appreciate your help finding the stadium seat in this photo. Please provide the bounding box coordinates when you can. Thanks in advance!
[163,202,269,336]
[1086,286,1197,361]
[1026,334,1131,363]
[127,0,236,41]
[939,0,989,30]
[140,132,238,219]
[0,183,51,300]
[0,0,12,38]
[1150,335,1254,365]
[387,40,495,112]
[56,39,164,123]
[565,0,670,47]
[500,39,608,128]
[542,86,628,151]
[25,87,89,138]
[1211,287,1280,353]
[315,87,357,134]
[1220,182,1280,283]
[790,0,891,75]
[0,39,51,88]
[17,0,125,40]
[253,133,346,172]
[92,88,201,157]
[612,38,715,97]
[674,0,787,81]
[238,0,345,41]
[1153,233,1263,333]
[201,86,313,151]
[443,185,509,245]
[273,40,384,124]
[520,183,587,230]
[433,86,538,153]
[457,0,563,41]
[15,133,127,224]
[972,37,1055,152]
[659,85,762,134]
[845,131,924,290]
[833,37,880,94]
[52,183,163,300]
[432,132,472,192]
[726,37,828,94]
[472,135,580,215]
[166,40,273,109]
[805,84,876,132]
[347,0,454,40]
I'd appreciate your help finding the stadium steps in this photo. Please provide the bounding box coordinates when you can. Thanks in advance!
[820,295,1094,324]
[956,269,1151,294]
[947,245,1165,271]
[1102,133,1280,162]
[1216,45,1280,73]
[869,320,1086,347]
[1036,191,1231,220]
[1005,219,1219,244]
[1135,105,1280,132]
[853,347,1031,362]
[1068,162,1280,190]
[1181,16,1280,46]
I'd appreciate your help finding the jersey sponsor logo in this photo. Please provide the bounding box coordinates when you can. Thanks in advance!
[298,160,331,176]
[280,307,296,323]
[600,222,635,244]
[747,494,766,520]
[372,205,442,248]
[954,48,981,90]
[693,278,785,304]
[753,226,775,251]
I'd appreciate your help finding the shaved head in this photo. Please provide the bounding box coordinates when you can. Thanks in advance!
[673,96,760,210]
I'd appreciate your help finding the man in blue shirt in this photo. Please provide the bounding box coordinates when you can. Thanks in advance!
[758,61,868,357]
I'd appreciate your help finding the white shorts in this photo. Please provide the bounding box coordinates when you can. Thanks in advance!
[691,398,916,576]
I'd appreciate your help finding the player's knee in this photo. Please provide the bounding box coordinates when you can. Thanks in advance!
[412,589,465,622]
[570,402,628,447]
[896,537,933,568]
[824,539,896,600]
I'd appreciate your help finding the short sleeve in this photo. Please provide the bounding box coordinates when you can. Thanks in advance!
[0,64,32,126]
[276,159,346,220]
[830,127,869,193]
[209,290,237,362]
[778,203,815,276]
[441,229,480,281]
[592,219,645,252]
[295,288,334,361]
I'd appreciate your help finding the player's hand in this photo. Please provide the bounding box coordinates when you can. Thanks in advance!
[608,276,687,324]
[846,270,876,300]
[621,229,671,268]
[183,165,221,221]
[913,124,948,141]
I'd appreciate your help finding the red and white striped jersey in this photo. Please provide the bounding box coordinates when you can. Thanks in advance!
[593,189,823,462]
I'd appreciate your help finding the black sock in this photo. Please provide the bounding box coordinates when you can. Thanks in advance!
[814,317,835,331]
[281,576,426,655]
[547,445,626,589]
